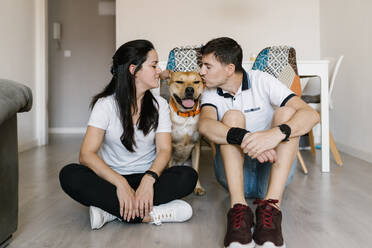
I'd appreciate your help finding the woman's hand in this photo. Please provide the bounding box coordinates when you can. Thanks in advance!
[116,180,136,222]
[135,175,155,219]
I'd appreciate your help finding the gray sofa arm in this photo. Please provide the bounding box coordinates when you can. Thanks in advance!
[0,79,33,125]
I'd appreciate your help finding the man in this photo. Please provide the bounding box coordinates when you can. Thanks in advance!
[198,37,319,248]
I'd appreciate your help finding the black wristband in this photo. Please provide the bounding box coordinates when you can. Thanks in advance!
[226,127,249,145]
[278,124,291,142]
[144,170,159,183]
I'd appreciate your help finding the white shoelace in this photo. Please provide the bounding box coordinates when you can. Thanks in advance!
[150,208,176,225]
[103,211,115,221]
[97,208,116,222]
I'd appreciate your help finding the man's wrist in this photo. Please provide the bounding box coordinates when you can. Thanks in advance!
[276,127,286,141]
[226,127,250,145]
[278,124,291,142]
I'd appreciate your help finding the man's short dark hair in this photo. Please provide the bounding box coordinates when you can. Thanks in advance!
[201,37,243,73]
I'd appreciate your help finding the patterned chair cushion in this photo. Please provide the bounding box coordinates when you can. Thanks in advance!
[252,46,302,97]
[166,46,202,72]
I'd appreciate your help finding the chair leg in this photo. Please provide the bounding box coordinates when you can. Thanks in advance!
[309,129,316,155]
[330,131,343,166]
[297,151,308,174]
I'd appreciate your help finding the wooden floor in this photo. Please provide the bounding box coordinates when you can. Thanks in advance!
[8,134,372,248]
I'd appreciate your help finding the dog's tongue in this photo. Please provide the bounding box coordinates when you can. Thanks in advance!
[182,99,195,108]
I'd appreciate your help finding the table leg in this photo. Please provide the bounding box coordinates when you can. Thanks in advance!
[320,66,330,172]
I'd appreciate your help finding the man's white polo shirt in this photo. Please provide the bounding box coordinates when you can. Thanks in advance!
[201,69,296,132]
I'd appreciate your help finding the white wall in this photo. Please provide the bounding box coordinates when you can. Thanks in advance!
[320,0,372,163]
[0,0,38,151]
[116,0,321,61]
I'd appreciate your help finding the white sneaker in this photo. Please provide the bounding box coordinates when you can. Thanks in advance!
[89,206,117,229]
[149,199,193,225]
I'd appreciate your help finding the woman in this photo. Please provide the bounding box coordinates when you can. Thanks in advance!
[59,40,197,229]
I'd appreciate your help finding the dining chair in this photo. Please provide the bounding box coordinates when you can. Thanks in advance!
[252,46,309,174]
[301,55,344,165]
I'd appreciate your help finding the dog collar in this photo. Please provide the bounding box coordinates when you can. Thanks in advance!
[170,98,200,117]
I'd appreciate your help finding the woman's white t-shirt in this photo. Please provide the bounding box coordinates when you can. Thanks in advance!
[87,95,171,175]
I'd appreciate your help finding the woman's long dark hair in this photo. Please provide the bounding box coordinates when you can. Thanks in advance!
[90,40,159,152]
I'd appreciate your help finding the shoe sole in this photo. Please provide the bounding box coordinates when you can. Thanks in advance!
[255,241,286,248]
[225,241,255,248]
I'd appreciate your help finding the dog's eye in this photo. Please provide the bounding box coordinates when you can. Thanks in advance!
[176,81,184,84]
[194,81,200,84]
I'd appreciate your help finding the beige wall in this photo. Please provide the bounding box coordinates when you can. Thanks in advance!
[320,0,372,163]
[48,0,115,130]
[0,0,37,151]
[116,0,321,61]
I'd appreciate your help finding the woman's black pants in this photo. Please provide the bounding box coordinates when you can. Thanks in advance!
[59,163,198,223]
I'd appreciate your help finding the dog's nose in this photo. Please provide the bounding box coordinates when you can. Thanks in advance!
[185,87,194,96]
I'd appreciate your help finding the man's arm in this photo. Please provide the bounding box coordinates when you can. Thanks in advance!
[199,106,278,163]
[241,96,320,157]
[280,96,320,138]
[198,106,230,145]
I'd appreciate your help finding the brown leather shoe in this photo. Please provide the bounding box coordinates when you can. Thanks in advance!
[253,199,285,248]
[224,204,255,248]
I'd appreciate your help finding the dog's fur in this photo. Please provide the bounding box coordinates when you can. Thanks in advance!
[162,70,206,195]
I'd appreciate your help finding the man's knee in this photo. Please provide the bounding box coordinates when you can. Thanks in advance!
[272,107,296,126]
[222,110,245,128]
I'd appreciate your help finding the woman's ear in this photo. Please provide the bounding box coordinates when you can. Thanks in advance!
[129,64,137,75]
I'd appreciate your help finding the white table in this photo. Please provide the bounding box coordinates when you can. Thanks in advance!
[299,61,330,173]
[158,60,330,172]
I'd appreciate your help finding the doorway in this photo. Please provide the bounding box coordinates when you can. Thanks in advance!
[47,0,116,137]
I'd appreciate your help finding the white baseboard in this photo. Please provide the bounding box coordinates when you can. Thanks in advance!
[49,127,86,134]
[337,142,372,164]
[19,139,39,153]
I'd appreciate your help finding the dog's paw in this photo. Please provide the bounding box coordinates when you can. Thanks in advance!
[194,186,206,196]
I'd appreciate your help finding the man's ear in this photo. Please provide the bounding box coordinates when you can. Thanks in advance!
[160,70,174,86]
[168,71,175,86]
[226,63,236,77]
[129,64,136,75]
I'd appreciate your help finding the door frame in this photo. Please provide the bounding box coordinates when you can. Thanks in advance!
[35,0,48,146]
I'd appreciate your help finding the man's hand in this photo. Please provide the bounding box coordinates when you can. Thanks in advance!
[159,69,171,81]
[256,149,278,163]
[241,128,284,160]
[135,175,155,219]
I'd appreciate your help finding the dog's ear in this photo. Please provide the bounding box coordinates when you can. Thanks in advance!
[160,70,173,86]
